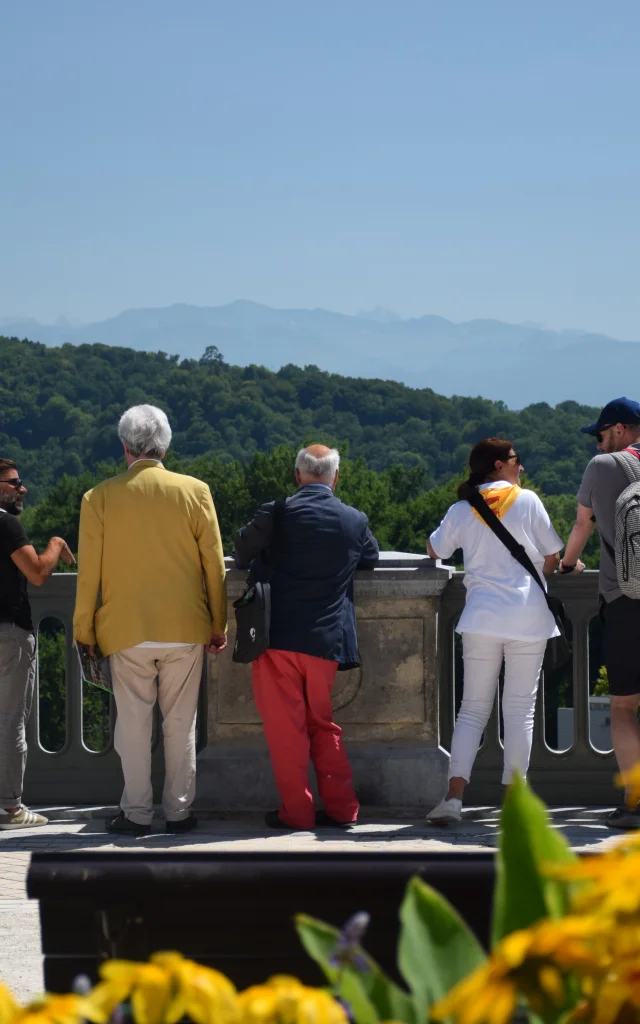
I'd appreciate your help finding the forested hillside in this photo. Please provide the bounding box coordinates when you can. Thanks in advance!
[2,334,598,503]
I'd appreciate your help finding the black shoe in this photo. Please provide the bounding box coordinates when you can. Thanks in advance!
[315,810,356,829]
[166,815,198,834]
[106,812,150,836]
[605,806,640,830]
[264,810,308,831]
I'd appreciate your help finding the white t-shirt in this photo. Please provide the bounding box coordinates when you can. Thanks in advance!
[429,482,563,641]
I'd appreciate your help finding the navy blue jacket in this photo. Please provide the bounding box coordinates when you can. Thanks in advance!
[233,484,379,667]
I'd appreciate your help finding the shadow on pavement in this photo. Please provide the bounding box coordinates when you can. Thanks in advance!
[0,806,621,852]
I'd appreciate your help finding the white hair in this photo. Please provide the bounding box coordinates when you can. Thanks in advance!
[295,447,340,483]
[118,404,172,458]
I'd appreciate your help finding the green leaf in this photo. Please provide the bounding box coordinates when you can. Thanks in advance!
[295,913,415,1024]
[398,877,486,1023]
[294,915,377,1024]
[492,774,577,946]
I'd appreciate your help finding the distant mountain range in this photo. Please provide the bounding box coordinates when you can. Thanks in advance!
[0,301,630,408]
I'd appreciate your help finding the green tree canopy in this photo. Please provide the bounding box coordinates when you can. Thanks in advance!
[1,335,598,503]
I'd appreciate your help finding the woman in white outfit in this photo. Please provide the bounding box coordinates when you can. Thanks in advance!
[426,437,573,823]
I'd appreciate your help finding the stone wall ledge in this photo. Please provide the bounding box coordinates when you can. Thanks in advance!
[223,552,446,571]
[224,552,453,598]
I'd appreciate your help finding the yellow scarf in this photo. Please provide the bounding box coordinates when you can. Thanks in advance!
[471,484,521,524]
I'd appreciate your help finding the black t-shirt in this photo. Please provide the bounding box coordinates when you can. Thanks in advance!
[0,510,33,631]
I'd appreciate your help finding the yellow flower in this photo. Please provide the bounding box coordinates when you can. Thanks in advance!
[501,917,602,972]
[615,764,640,810]
[99,953,238,1024]
[588,923,640,1024]
[238,977,302,1024]
[431,918,602,1024]
[591,976,627,1024]
[430,957,517,1024]
[551,846,640,917]
[99,961,172,1024]
[11,993,107,1024]
[150,952,237,1024]
[0,984,19,1024]
[237,976,347,1024]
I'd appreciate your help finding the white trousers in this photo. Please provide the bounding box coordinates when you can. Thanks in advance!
[450,633,546,786]
[110,644,204,825]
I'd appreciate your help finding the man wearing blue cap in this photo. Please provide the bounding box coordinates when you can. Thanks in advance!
[563,397,640,829]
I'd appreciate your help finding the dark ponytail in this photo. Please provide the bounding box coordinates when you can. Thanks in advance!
[456,437,514,501]
[457,471,486,501]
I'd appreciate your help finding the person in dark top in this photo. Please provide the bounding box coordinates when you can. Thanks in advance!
[0,458,75,830]
[234,444,379,831]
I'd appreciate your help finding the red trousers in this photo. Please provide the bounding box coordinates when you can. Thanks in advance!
[252,649,359,830]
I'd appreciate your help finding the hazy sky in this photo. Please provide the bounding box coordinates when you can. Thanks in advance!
[2,1,640,336]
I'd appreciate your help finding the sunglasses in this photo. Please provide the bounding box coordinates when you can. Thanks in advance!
[504,454,521,465]
[596,425,614,444]
[0,477,23,489]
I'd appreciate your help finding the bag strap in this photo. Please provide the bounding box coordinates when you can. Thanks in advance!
[466,492,555,614]
[272,497,286,531]
[612,448,640,485]
[264,498,286,565]
[246,498,287,583]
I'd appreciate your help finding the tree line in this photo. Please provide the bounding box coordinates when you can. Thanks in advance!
[2,333,598,505]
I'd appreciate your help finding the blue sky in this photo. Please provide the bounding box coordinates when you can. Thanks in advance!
[1,1,639,336]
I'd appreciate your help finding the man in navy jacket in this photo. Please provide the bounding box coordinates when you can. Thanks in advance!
[234,445,379,831]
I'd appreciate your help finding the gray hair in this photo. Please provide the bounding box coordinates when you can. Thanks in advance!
[118,404,172,458]
[295,447,340,483]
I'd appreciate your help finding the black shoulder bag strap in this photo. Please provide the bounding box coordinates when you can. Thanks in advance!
[267,498,286,564]
[245,497,286,584]
[466,492,554,614]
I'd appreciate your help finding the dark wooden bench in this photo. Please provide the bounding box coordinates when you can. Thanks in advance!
[27,851,495,993]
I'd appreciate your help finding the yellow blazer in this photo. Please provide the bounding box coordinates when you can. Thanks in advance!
[73,461,227,655]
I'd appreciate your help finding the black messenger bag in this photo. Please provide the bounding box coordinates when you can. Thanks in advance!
[232,498,286,664]
[466,492,571,674]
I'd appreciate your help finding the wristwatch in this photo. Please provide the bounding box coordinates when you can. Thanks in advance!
[560,563,576,574]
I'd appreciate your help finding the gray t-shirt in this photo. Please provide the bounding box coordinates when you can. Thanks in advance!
[576,443,640,602]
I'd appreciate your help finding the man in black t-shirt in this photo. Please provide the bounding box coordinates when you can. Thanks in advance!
[0,458,75,830]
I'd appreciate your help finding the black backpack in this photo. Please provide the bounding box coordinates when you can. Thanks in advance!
[232,499,286,664]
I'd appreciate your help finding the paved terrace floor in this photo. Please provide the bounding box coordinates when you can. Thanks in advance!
[0,806,624,1004]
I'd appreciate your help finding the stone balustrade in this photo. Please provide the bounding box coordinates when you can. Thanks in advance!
[23,557,616,810]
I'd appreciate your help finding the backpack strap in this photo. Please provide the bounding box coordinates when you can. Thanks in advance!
[612,448,640,485]
[466,491,555,614]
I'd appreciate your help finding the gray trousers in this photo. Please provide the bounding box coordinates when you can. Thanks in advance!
[0,623,36,808]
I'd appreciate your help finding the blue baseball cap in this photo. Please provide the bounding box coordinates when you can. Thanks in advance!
[581,397,640,435]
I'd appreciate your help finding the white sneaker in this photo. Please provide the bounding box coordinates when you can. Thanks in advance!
[426,797,462,824]
[0,805,49,830]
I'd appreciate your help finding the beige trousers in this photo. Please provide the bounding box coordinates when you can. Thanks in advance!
[110,645,204,825]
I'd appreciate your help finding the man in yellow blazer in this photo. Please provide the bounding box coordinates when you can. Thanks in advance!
[73,404,227,836]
